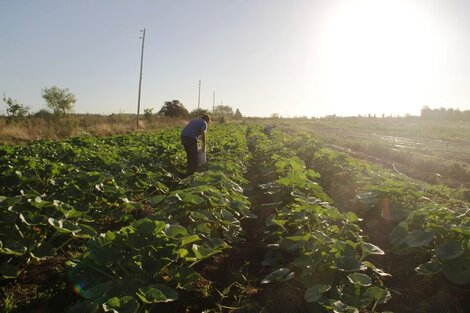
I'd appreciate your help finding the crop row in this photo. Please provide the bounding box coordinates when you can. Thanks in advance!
[247,126,391,313]
[66,125,255,312]
[0,130,186,281]
[295,141,470,287]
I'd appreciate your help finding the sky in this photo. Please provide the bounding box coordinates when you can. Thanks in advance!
[1,0,470,117]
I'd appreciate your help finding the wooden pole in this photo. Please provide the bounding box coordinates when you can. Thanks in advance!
[136,28,146,130]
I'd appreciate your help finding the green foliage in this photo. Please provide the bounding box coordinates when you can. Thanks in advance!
[214,104,233,116]
[247,126,391,313]
[158,100,189,117]
[2,95,29,118]
[41,86,76,115]
[143,108,154,120]
[234,108,243,119]
[189,108,210,118]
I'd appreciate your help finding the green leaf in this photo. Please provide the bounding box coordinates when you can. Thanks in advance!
[347,273,372,286]
[166,225,189,238]
[19,211,48,225]
[441,257,470,285]
[30,242,56,260]
[69,301,100,313]
[181,235,200,246]
[362,242,384,256]
[134,218,156,235]
[304,284,331,303]
[177,192,204,204]
[191,244,219,259]
[150,195,167,205]
[136,284,178,304]
[451,225,470,236]
[388,223,408,246]
[48,218,82,233]
[415,260,441,275]
[74,223,98,239]
[330,300,359,313]
[436,240,464,260]
[260,268,295,284]
[364,286,391,304]
[81,281,112,299]
[0,263,20,279]
[190,211,209,221]
[90,246,121,265]
[103,296,140,313]
[0,240,27,256]
[335,256,365,272]
[405,230,434,248]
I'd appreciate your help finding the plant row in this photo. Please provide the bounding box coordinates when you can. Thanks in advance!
[247,126,392,313]
[0,130,188,281]
[66,125,255,312]
[284,131,470,287]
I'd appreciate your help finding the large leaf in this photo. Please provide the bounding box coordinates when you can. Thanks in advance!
[347,273,372,286]
[30,242,56,260]
[405,230,434,248]
[74,223,98,239]
[69,301,100,313]
[102,296,140,313]
[48,218,82,233]
[191,244,220,260]
[330,300,359,313]
[415,260,441,275]
[304,284,331,303]
[451,225,470,236]
[441,257,470,285]
[335,256,365,272]
[436,240,464,260]
[134,218,156,235]
[19,211,48,225]
[364,286,391,304]
[260,268,295,284]
[90,246,121,265]
[0,263,20,279]
[166,225,189,238]
[361,242,384,256]
[136,284,178,304]
[388,223,408,246]
[0,240,27,256]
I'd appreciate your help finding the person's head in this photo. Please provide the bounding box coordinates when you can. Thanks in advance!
[201,114,211,124]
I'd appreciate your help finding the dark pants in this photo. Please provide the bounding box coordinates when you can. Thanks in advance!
[181,136,198,175]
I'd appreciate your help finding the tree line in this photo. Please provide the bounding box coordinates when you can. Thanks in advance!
[155,100,243,119]
[2,86,243,120]
[421,106,470,121]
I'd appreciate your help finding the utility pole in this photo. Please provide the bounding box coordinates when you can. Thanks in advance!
[136,28,146,130]
[212,91,215,114]
[197,80,201,115]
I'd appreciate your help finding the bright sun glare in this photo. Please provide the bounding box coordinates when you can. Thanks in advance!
[315,0,440,116]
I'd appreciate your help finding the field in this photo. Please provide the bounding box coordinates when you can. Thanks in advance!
[1,120,469,313]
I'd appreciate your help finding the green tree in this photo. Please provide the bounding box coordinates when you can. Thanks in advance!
[189,108,210,118]
[158,100,189,117]
[214,105,233,116]
[2,95,30,118]
[143,108,154,120]
[234,108,243,119]
[41,86,76,115]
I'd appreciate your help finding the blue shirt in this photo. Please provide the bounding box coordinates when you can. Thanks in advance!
[181,118,208,139]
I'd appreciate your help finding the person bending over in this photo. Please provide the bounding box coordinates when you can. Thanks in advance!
[181,114,211,175]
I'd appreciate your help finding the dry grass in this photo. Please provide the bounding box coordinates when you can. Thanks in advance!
[0,115,187,144]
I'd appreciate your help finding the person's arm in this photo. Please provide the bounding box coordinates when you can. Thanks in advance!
[201,131,206,151]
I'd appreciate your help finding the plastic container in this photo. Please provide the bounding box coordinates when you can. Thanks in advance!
[197,150,207,167]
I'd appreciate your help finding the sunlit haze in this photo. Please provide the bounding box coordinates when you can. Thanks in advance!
[1,0,470,117]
